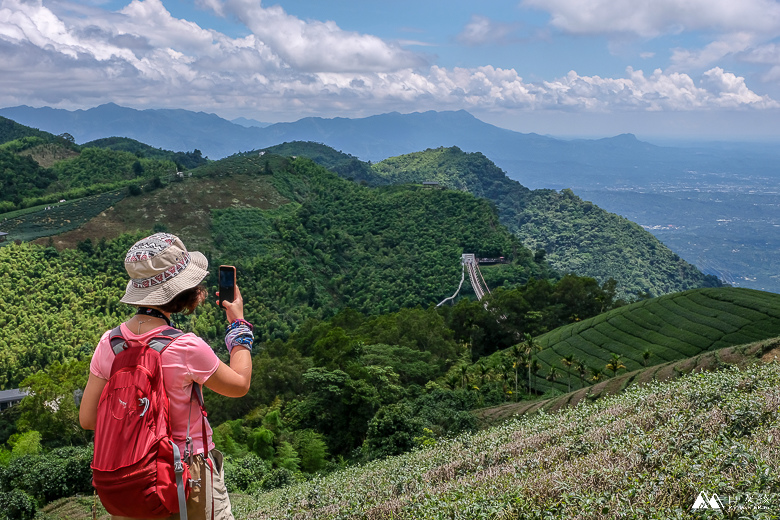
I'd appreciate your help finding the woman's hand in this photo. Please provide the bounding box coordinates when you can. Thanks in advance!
[217,284,244,323]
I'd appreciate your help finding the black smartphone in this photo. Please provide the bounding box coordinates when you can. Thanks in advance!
[218,265,236,307]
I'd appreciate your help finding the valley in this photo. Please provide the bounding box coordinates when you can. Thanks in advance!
[577,173,780,292]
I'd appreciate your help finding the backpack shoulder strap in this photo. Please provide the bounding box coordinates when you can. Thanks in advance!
[108,326,186,355]
[108,326,127,355]
[147,327,186,353]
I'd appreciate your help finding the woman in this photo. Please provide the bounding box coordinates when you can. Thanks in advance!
[79,233,252,520]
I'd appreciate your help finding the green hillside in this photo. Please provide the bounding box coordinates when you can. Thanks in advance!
[226,359,780,519]
[0,115,55,143]
[0,154,559,387]
[0,119,210,214]
[31,338,780,519]
[477,334,780,424]
[82,136,209,170]
[262,141,380,185]
[491,287,780,395]
[0,189,128,243]
[0,143,177,213]
[372,146,720,298]
[268,142,720,299]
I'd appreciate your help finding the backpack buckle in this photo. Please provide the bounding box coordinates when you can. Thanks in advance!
[188,478,201,488]
[184,436,192,460]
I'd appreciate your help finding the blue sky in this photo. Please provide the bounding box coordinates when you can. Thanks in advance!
[2,0,780,139]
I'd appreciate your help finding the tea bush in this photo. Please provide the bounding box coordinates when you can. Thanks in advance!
[236,362,780,519]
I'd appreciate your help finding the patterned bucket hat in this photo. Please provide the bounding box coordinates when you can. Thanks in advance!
[120,233,209,306]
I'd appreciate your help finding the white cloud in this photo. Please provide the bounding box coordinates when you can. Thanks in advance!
[745,42,780,64]
[0,0,776,118]
[456,15,521,46]
[523,0,780,78]
[742,42,780,81]
[215,0,425,72]
[522,0,780,37]
[670,32,756,69]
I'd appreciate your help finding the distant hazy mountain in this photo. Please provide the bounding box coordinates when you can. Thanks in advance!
[0,103,266,159]
[3,103,779,190]
[231,117,271,128]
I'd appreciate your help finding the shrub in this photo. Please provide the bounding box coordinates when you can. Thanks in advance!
[363,402,423,459]
[260,467,295,491]
[0,446,92,503]
[293,430,329,474]
[224,453,269,493]
[0,489,36,520]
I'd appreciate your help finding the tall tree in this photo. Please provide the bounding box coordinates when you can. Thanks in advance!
[561,354,575,392]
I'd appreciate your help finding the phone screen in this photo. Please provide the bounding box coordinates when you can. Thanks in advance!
[219,266,236,305]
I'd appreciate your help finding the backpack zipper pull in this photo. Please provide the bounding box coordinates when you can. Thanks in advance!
[138,397,150,417]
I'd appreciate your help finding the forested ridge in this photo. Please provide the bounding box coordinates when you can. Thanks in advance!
[81,136,209,170]
[268,142,721,299]
[372,147,723,297]
[0,116,204,214]
[0,155,559,388]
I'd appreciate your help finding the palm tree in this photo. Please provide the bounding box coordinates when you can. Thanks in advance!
[575,359,587,388]
[460,364,469,389]
[605,353,626,378]
[511,344,523,400]
[590,367,604,383]
[501,354,513,400]
[522,333,542,393]
[561,354,575,392]
[529,358,542,394]
[546,366,560,390]
[476,361,490,386]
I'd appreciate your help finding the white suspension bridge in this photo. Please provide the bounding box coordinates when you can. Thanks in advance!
[437,254,505,307]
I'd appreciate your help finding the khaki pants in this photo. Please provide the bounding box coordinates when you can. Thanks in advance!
[111,449,233,520]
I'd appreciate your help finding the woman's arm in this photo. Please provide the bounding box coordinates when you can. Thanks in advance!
[79,373,108,430]
[205,284,252,397]
[204,348,252,397]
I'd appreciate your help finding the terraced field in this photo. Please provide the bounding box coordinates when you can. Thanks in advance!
[526,287,780,393]
[0,189,126,243]
[477,335,780,424]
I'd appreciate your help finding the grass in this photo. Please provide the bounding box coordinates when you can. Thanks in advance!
[39,495,107,520]
[523,287,780,394]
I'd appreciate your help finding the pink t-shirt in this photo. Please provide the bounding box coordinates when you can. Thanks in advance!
[90,323,221,456]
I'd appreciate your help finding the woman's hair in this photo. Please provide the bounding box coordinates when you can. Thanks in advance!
[157,284,207,315]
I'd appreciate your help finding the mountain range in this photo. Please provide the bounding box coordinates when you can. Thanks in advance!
[3,103,780,292]
[3,103,779,189]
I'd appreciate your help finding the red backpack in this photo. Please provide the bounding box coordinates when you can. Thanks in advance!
[91,326,207,520]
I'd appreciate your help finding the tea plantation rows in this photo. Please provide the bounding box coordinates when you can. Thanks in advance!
[0,190,125,243]
[529,287,780,393]
[231,359,780,519]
